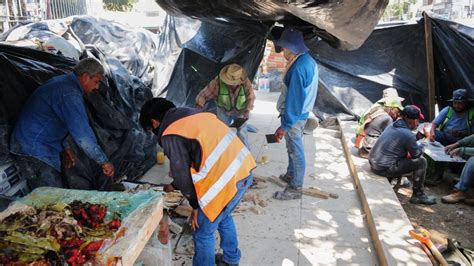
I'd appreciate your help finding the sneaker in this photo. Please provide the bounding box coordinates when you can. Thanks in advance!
[278,174,293,184]
[410,193,437,205]
[441,190,466,204]
[273,186,302,200]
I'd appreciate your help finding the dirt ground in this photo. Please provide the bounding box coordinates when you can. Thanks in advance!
[396,171,474,249]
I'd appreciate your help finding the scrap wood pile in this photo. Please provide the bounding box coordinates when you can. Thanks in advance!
[0,201,122,265]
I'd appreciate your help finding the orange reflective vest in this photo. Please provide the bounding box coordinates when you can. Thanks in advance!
[162,113,256,222]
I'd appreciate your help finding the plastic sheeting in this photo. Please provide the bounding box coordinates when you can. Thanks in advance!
[0,43,156,190]
[155,0,389,51]
[164,19,268,106]
[70,16,162,88]
[308,20,427,119]
[308,15,473,120]
[431,16,474,106]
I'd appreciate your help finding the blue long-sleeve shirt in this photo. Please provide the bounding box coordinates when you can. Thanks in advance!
[278,52,318,131]
[10,73,109,171]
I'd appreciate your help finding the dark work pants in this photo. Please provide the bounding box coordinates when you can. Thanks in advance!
[14,155,64,190]
[371,157,427,194]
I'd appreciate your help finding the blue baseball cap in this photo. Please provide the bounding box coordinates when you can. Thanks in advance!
[276,28,309,55]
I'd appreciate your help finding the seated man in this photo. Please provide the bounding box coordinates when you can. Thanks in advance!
[358,98,403,159]
[441,135,474,205]
[195,64,255,148]
[430,89,474,146]
[355,87,404,148]
[10,58,115,190]
[427,88,474,185]
[369,105,436,205]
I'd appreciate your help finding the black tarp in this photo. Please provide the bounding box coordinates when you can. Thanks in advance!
[431,17,474,106]
[308,20,428,119]
[155,0,389,51]
[163,19,268,106]
[305,15,473,120]
[0,20,157,189]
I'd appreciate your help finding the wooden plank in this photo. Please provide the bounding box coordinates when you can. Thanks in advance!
[424,12,436,121]
[99,197,164,266]
[338,118,388,266]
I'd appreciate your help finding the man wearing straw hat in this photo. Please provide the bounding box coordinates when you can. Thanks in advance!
[196,64,255,148]
[355,87,405,150]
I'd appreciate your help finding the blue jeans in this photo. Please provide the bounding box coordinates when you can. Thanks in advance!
[455,156,474,191]
[216,107,249,148]
[285,120,306,188]
[434,129,462,146]
[192,174,253,266]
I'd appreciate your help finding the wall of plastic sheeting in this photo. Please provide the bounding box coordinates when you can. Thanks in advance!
[163,19,268,106]
[308,14,473,120]
[0,18,158,190]
[155,0,389,51]
[431,17,474,106]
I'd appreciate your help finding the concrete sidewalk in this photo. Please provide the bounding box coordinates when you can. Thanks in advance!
[233,92,376,265]
[141,91,377,265]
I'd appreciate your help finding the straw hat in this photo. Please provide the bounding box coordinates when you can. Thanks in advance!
[219,64,247,86]
[378,87,405,103]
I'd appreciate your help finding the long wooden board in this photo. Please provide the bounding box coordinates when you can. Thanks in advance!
[98,196,164,266]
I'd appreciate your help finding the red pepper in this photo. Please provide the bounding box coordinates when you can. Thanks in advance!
[108,219,121,230]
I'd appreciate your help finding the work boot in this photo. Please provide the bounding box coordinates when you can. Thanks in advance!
[273,186,302,200]
[441,190,466,204]
[410,192,437,205]
[278,173,293,184]
[215,253,238,266]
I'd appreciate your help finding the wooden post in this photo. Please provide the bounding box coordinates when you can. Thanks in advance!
[424,13,436,121]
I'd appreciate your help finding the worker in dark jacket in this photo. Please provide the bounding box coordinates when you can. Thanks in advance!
[139,98,256,266]
[10,58,114,190]
[369,105,436,205]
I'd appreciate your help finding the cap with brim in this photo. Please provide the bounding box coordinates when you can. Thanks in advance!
[402,105,424,120]
[276,28,309,55]
[219,64,247,86]
[447,88,474,102]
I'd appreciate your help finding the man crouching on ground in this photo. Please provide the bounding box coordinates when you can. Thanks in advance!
[369,105,436,205]
[139,98,256,266]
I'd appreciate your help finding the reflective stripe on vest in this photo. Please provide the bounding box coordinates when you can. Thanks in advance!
[199,147,250,208]
[439,106,474,133]
[192,130,236,183]
[162,112,256,222]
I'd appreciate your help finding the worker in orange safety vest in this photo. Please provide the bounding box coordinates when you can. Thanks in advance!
[139,98,256,266]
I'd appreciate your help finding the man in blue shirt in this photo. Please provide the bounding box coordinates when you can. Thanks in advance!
[273,28,318,200]
[427,89,474,185]
[10,58,115,190]
[430,89,474,146]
